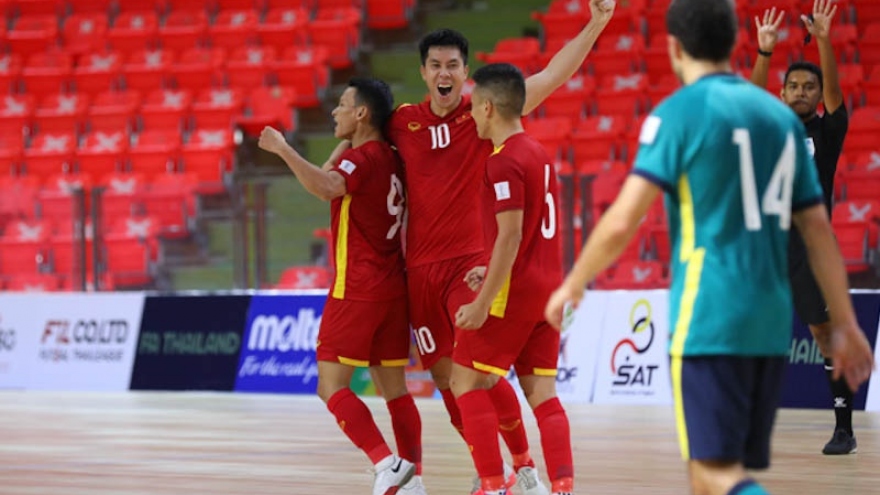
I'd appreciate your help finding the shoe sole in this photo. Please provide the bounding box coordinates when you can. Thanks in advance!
[384,464,416,495]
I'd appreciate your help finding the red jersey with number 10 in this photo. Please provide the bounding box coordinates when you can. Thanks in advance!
[387,95,493,268]
[482,132,563,322]
[328,141,407,302]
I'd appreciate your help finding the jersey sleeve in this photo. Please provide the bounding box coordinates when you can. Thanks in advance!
[486,152,525,214]
[791,123,824,211]
[332,147,371,194]
[631,103,683,193]
[823,104,849,150]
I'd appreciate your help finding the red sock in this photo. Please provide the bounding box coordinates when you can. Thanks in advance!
[440,388,465,439]
[534,397,573,485]
[386,394,423,475]
[487,379,533,470]
[327,388,391,465]
[457,390,505,486]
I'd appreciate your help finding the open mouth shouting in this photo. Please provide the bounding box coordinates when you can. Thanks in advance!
[438,84,453,97]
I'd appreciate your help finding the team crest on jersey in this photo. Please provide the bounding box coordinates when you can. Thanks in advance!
[456,112,472,124]
[408,122,421,131]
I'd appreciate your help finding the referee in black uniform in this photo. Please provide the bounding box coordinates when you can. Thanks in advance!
[751,0,854,455]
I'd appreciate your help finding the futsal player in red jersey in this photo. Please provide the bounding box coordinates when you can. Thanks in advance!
[259,78,422,495]
[384,1,615,492]
[451,63,571,495]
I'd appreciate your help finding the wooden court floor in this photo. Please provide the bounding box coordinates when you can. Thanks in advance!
[0,392,878,495]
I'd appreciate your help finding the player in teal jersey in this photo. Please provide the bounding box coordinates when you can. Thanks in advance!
[544,1,874,494]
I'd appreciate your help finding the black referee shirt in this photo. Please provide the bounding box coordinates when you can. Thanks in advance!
[804,105,849,215]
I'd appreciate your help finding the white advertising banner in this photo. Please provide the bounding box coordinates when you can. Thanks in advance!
[0,305,30,389]
[591,290,672,405]
[507,292,607,405]
[0,293,145,391]
[863,315,880,412]
[555,291,608,404]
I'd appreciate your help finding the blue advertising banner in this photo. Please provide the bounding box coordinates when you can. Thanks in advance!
[780,293,880,410]
[130,295,251,391]
[234,294,324,394]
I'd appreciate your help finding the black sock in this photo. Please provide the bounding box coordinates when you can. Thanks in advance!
[824,358,854,435]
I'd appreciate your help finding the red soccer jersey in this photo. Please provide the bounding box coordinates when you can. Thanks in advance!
[386,95,493,268]
[482,132,563,322]
[328,141,407,302]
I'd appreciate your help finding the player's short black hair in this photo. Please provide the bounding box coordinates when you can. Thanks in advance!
[472,63,525,119]
[419,28,469,65]
[666,0,737,63]
[785,61,824,90]
[349,77,394,130]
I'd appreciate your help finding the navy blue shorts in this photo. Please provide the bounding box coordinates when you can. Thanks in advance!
[671,355,785,469]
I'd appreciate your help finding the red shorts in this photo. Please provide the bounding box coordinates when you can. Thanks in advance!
[453,318,559,378]
[316,296,410,367]
[407,252,485,369]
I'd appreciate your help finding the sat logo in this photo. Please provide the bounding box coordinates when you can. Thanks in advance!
[611,299,660,387]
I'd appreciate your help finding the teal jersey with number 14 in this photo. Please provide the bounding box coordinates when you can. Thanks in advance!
[632,73,823,357]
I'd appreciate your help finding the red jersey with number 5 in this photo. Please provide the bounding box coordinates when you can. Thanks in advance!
[387,96,493,268]
[482,132,562,322]
[328,141,407,302]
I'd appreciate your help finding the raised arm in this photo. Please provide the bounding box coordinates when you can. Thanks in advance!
[802,0,844,113]
[522,0,615,115]
[750,7,786,88]
[258,126,346,201]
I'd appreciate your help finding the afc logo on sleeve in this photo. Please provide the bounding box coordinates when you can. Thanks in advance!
[338,159,357,175]
[805,137,816,156]
[494,181,511,201]
[639,116,662,145]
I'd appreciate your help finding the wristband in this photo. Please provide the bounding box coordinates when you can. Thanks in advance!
[757,48,773,57]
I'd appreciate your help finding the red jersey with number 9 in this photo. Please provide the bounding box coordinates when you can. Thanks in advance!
[387,96,494,268]
[328,141,407,302]
[482,132,562,322]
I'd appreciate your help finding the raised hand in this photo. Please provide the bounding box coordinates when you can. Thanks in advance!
[589,0,616,25]
[802,0,838,41]
[258,126,287,155]
[754,7,786,52]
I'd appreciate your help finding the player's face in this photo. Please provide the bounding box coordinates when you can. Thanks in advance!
[420,46,469,112]
[331,87,361,140]
[781,71,822,119]
[470,90,489,139]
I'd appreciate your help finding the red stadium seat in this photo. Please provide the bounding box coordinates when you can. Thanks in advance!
[258,7,310,52]
[108,12,159,55]
[7,15,58,59]
[139,88,192,132]
[571,115,627,163]
[123,49,174,93]
[61,13,108,56]
[172,47,224,91]
[128,129,181,177]
[73,51,123,97]
[23,132,77,177]
[366,0,413,30]
[208,9,259,50]
[34,93,90,135]
[88,89,140,131]
[191,88,244,128]
[77,130,128,179]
